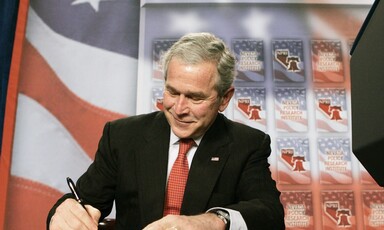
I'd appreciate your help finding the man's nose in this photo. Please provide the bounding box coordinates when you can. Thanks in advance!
[174,95,189,114]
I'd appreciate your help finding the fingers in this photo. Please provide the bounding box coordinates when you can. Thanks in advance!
[142,214,225,230]
[143,215,189,230]
[85,204,101,224]
[142,215,177,230]
[50,199,99,230]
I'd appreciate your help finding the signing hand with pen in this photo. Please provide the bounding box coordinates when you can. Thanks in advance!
[50,178,101,230]
[49,198,101,230]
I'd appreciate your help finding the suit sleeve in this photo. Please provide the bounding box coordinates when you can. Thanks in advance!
[46,121,117,229]
[76,121,117,218]
[226,133,285,230]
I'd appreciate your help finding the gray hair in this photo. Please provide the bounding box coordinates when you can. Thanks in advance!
[163,32,235,97]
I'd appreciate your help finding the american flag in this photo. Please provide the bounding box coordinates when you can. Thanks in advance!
[2,0,139,229]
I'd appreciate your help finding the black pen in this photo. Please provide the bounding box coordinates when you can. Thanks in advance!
[66,177,86,209]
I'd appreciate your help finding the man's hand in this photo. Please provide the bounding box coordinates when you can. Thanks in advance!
[143,213,226,230]
[49,198,101,230]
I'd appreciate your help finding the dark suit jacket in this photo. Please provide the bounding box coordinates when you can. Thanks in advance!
[48,112,284,229]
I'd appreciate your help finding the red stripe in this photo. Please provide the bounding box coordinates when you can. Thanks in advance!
[18,40,126,159]
[5,176,63,230]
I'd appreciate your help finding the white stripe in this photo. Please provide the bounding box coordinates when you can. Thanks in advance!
[26,7,137,116]
[11,94,93,193]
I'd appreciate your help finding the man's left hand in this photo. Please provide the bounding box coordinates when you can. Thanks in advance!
[143,213,226,230]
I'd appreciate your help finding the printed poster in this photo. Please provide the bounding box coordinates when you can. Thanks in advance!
[311,39,344,83]
[362,190,384,230]
[272,39,305,82]
[318,137,353,185]
[233,87,267,132]
[321,190,356,230]
[274,88,308,133]
[152,87,164,111]
[232,39,265,82]
[153,39,177,80]
[314,88,348,133]
[276,137,311,184]
[281,191,314,230]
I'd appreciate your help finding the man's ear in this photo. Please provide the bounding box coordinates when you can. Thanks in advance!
[218,87,234,112]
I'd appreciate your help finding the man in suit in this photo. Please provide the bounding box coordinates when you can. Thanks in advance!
[48,32,285,230]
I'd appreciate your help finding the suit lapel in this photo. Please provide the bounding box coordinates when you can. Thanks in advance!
[137,113,170,223]
[181,114,232,214]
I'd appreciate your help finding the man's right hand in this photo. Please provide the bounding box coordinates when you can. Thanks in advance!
[49,198,101,230]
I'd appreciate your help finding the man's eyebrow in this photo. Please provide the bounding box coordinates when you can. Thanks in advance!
[187,91,206,99]
[165,84,178,93]
[165,84,206,98]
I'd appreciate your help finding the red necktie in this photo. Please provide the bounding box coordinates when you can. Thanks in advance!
[163,138,195,216]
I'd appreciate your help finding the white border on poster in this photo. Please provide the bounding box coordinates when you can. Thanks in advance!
[141,0,374,6]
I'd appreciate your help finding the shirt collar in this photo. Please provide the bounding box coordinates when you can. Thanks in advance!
[170,130,203,146]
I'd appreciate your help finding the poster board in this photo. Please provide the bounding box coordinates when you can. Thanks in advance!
[137,1,383,229]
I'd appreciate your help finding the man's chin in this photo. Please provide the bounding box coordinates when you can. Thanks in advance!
[172,129,192,139]
[171,123,196,137]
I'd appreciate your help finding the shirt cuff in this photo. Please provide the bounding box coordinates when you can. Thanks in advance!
[207,207,248,230]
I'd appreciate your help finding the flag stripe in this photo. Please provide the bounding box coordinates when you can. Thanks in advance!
[5,176,62,230]
[19,40,125,158]
[11,94,93,192]
[26,8,138,116]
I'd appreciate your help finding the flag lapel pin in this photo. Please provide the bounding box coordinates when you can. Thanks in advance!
[211,157,220,162]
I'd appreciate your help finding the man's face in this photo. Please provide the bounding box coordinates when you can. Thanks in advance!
[163,58,233,139]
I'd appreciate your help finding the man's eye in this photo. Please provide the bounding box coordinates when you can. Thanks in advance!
[190,97,204,103]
